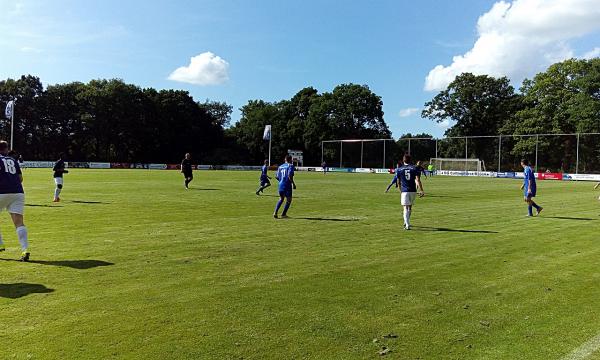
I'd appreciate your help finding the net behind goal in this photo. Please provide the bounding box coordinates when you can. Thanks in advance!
[430,158,486,172]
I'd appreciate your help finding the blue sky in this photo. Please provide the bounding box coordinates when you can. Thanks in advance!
[1,0,599,138]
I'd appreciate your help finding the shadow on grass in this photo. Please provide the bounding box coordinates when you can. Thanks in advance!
[544,216,596,221]
[0,259,114,269]
[411,226,498,234]
[69,200,110,204]
[297,217,359,222]
[0,283,54,299]
[25,204,63,208]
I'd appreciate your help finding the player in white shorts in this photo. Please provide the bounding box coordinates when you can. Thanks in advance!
[395,154,425,230]
[52,153,68,202]
[0,141,30,261]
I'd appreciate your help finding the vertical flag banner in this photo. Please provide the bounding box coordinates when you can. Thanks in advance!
[263,125,271,141]
[5,100,14,119]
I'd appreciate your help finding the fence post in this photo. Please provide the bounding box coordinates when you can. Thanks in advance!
[576,133,580,174]
[535,135,538,172]
[383,140,386,169]
[498,135,502,172]
[360,140,364,168]
[340,141,343,168]
[321,142,324,165]
[465,137,468,172]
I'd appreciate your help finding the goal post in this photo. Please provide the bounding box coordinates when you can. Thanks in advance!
[429,158,486,172]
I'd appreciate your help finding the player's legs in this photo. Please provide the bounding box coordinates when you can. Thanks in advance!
[184,173,193,189]
[385,179,395,193]
[281,193,293,217]
[53,177,63,201]
[274,192,285,218]
[8,194,29,261]
[401,192,416,229]
[0,231,4,251]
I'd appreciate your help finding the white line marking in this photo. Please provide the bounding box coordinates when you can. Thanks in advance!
[562,333,600,360]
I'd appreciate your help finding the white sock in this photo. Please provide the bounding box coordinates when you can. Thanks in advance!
[406,209,412,227]
[54,188,61,199]
[16,226,28,252]
[0,232,4,247]
[403,208,409,226]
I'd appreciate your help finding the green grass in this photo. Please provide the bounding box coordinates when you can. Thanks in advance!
[1,169,600,359]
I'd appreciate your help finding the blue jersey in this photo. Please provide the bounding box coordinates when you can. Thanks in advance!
[396,164,419,192]
[523,166,536,193]
[261,165,268,177]
[276,163,295,191]
[0,155,24,194]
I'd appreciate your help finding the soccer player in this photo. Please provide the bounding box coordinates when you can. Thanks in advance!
[385,172,398,193]
[256,159,271,195]
[52,153,68,202]
[396,154,424,230]
[181,153,194,189]
[273,155,296,219]
[0,141,30,261]
[416,160,427,179]
[427,163,435,176]
[321,161,328,175]
[520,159,543,216]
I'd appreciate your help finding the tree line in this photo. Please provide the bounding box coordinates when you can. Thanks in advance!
[1,57,598,169]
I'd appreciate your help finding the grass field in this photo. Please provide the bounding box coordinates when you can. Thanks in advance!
[1,169,600,359]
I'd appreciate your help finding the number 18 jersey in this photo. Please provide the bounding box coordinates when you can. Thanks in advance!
[0,155,23,194]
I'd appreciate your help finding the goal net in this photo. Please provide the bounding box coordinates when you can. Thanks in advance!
[429,158,486,172]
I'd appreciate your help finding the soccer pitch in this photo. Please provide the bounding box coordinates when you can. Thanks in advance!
[1,169,600,359]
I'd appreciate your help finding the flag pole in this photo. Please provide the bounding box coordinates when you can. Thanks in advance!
[10,100,15,150]
[268,130,272,166]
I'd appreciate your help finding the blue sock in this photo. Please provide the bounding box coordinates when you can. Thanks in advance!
[528,205,533,216]
[274,200,283,214]
[282,201,291,215]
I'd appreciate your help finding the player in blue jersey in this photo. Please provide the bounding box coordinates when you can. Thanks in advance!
[0,141,30,261]
[396,154,425,230]
[273,155,296,219]
[520,159,543,216]
[256,160,272,195]
[385,172,398,193]
[52,153,68,202]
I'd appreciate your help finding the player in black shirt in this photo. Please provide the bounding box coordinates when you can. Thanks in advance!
[53,153,69,202]
[415,160,427,179]
[181,153,194,189]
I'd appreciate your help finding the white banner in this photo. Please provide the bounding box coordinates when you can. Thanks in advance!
[148,163,167,170]
[5,100,14,118]
[263,125,271,141]
[89,162,111,169]
[564,173,600,181]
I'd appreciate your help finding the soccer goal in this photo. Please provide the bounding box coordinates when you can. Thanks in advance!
[429,158,486,172]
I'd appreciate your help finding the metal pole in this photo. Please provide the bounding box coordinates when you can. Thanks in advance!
[321,141,323,165]
[535,135,538,172]
[576,133,580,174]
[360,140,363,168]
[383,140,386,169]
[435,139,438,159]
[498,135,502,172]
[268,134,272,166]
[465,137,468,172]
[10,101,14,150]
[339,141,343,168]
[408,138,411,155]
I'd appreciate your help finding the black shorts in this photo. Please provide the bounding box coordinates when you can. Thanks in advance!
[183,172,193,179]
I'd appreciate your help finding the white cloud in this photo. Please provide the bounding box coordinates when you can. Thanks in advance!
[425,0,600,91]
[398,108,420,117]
[582,47,600,59]
[436,119,452,128]
[20,46,42,53]
[168,52,230,86]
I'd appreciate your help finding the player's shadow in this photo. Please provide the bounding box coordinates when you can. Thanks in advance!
[0,283,54,299]
[25,203,64,208]
[0,259,114,269]
[411,226,498,234]
[544,216,596,221]
[69,200,110,204]
[297,217,359,222]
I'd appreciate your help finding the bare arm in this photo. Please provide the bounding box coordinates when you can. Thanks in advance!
[416,176,425,196]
